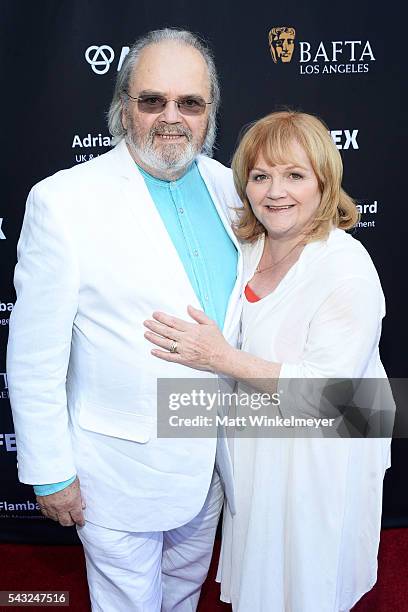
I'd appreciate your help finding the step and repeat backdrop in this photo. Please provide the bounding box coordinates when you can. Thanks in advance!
[1,1,406,542]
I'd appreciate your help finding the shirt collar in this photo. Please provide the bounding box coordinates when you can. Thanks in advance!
[136,160,197,188]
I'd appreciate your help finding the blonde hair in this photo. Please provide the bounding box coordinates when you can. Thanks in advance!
[232,110,359,242]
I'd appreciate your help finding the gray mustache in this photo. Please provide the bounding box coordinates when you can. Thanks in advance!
[152,124,192,138]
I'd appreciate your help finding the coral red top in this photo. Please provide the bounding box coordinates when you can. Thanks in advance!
[244,283,261,303]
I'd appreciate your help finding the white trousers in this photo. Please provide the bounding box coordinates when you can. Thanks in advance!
[77,470,223,612]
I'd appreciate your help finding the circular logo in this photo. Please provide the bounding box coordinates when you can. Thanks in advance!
[85,45,115,75]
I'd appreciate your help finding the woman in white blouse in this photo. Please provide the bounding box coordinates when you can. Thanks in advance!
[144,111,392,612]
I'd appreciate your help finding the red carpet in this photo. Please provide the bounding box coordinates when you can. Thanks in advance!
[1,529,407,611]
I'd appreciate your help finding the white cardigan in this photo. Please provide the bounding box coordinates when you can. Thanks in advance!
[241,228,387,380]
[218,228,392,612]
[7,140,243,531]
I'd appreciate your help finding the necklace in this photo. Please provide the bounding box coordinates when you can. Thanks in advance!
[255,239,305,274]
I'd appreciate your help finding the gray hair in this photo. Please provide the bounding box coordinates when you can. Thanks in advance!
[107,28,220,156]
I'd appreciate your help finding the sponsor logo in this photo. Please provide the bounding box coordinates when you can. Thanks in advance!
[85,45,130,74]
[72,134,112,148]
[0,500,40,512]
[269,27,296,63]
[1,301,13,326]
[0,433,16,451]
[1,300,13,325]
[0,373,8,399]
[268,27,375,76]
[0,218,6,240]
[85,45,114,74]
[356,200,378,229]
[72,133,113,164]
[0,302,13,312]
[330,130,359,150]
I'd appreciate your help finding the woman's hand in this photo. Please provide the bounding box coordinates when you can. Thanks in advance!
[143,305,233,372]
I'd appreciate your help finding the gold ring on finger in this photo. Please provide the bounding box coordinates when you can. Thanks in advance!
[169,340,178,354]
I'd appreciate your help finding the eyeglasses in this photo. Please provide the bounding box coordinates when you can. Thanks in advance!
[124,92,212,116]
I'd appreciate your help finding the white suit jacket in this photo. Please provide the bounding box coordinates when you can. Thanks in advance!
[7,140,243,531]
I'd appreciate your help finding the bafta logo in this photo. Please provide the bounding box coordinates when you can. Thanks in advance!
[269,27,296,63]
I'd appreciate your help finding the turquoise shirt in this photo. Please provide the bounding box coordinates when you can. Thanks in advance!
[34,159,237,497]
[138,161,237,328]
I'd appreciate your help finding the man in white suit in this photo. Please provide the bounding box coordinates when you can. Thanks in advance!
[7,28,242,611]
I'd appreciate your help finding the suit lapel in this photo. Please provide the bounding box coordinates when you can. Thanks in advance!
[106,142,242,333]
[109,141,200,308]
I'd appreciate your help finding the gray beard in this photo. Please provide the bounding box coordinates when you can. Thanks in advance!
[126,121,203,178]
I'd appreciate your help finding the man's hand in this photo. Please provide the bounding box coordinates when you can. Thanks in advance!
[36,477,86,527]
